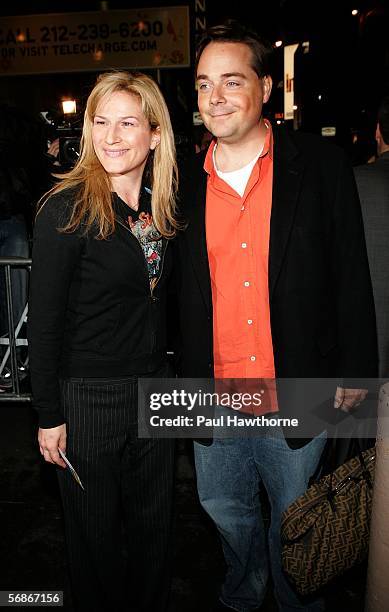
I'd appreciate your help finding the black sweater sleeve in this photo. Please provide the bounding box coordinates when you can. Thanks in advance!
[28,193,83,428]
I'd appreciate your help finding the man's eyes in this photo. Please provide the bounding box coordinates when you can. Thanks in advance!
[197,81,241,90]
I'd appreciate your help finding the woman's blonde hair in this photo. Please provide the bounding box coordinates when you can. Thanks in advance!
[41,71,179,238]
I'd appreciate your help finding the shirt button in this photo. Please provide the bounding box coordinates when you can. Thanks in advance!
[241,242,247,249]
[244,281,250,287]
[247,319,253,325]
[250,355,256,362]
[241,205,245,211]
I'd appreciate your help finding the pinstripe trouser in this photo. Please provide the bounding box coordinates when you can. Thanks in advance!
[57,375,175,612]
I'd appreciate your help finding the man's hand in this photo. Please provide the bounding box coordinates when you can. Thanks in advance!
[334,387,368,412]
[38,424,67,468]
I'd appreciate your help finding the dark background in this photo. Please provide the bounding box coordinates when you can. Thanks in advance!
[0,0,388,164]
[1,2,386,609]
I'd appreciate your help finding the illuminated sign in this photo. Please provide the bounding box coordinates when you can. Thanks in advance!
[321,127,336,137]
[0,7,190,75]
[284,43,298,121]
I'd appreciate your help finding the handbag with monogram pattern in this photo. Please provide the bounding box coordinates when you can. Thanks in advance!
[281,446,375,595]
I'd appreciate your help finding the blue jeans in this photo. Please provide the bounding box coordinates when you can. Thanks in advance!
[0,215,29,335]
[194,428,327,612]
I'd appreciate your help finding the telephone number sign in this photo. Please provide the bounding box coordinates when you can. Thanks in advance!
[0,7,190,75]
[1,21,164,45]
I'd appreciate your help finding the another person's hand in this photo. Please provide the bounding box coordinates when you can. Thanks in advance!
[334,387,368,412]
[47,138,60,159]
[47,138,61,168]
[38,424,67,467]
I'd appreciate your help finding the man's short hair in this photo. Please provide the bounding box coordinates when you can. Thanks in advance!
[378,96,389,145]
[195,19,273,79]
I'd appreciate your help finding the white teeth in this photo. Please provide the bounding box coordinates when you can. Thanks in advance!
[105,150,127,157]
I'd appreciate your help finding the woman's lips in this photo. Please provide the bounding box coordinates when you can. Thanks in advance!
[104,149,129,157]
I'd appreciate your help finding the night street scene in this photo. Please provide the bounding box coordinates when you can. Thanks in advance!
[1,1,389,611]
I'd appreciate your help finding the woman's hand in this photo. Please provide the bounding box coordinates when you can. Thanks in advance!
[38,424,67,468]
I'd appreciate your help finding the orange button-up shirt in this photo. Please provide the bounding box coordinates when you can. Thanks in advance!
[205,122,276,412]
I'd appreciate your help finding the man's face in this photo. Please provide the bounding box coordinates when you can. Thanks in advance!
[196,42,272,144]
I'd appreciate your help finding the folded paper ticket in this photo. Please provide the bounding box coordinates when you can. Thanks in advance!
[59,449,85,490]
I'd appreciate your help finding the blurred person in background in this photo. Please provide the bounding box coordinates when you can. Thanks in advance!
[28,71,179,612]
[193,123,213,153]
[355,96,389,378]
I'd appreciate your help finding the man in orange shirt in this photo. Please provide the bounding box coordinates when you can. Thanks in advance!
[176,20,377,612]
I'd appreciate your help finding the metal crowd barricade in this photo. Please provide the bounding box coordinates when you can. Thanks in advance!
[0,256,32,402]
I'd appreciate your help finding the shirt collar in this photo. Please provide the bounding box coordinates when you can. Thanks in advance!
[204,119,273,176]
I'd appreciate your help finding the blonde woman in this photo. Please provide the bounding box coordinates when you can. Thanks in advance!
[28,71,179,612]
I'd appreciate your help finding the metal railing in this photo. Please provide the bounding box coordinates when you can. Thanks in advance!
[0,256,32,402]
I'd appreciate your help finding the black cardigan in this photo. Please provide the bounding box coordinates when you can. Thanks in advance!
[28,189,171,428]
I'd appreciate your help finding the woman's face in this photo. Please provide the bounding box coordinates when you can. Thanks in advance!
[92,90,159,179]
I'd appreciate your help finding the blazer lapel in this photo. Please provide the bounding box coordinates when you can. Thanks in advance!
[269,128,305,299]
[184,155,212,312]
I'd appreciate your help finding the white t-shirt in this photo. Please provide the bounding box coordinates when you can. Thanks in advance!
[213,144,264,197]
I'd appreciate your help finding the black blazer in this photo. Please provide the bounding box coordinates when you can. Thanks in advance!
[175,126,377,393]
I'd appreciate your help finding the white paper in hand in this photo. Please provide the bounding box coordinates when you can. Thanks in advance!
[58,449,85,490]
